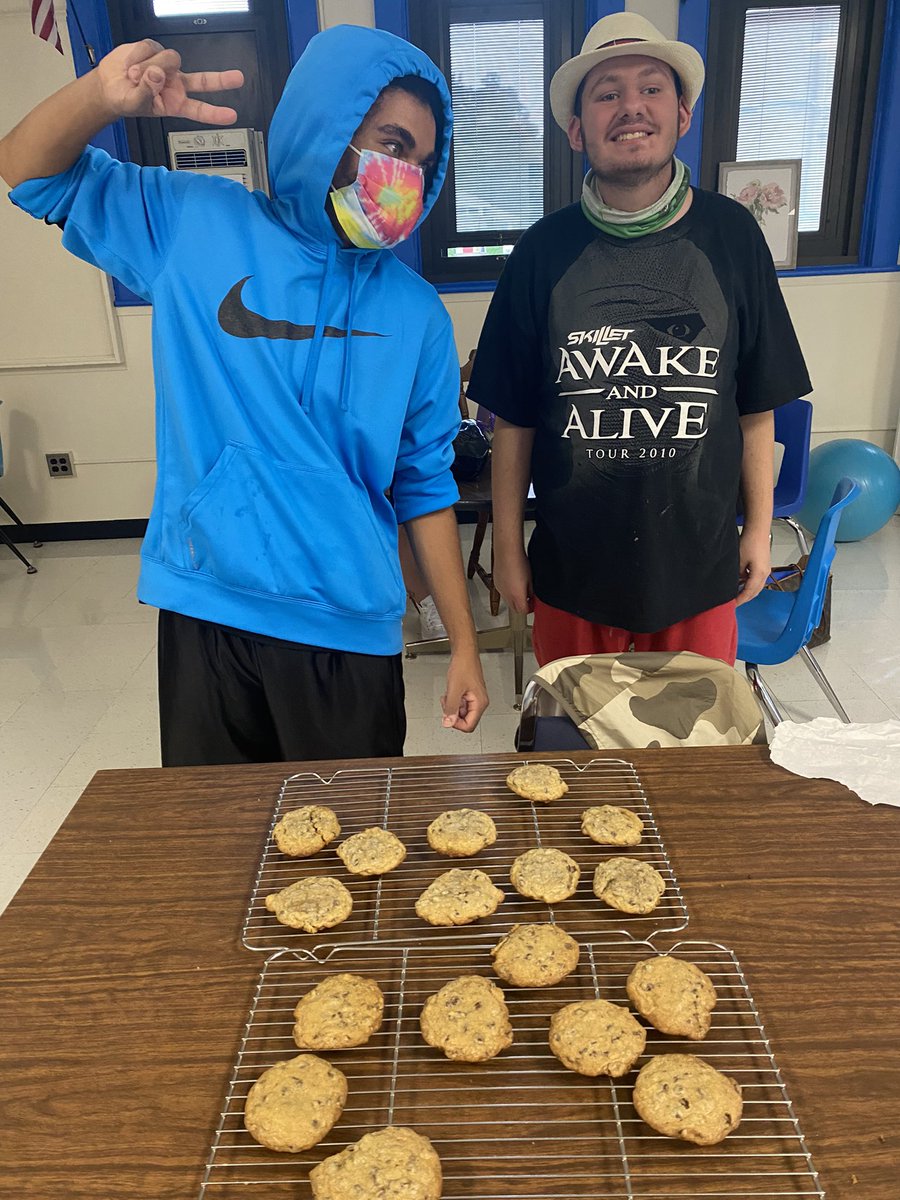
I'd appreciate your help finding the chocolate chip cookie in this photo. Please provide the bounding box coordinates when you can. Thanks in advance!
[490,922,580,988]
[293,973,385,1050]
[506,763,569,802]
[415,868,504,926]
[549,998,646,1077]
[581,804,643,847]
[592,858,666,915]
[336,827,407,876]
[264,877,353,932]
[244,1053,347,1152]
[633,1054,743,1145]
[426,808,497,857]
[310,1126,442,1200]
[273,805,341,857]
[509,848,581,903]
[626,956,717,1040]
[420,975,513,1062]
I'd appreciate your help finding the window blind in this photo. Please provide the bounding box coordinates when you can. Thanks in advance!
[448,18,544,235]
[736,6,841,231]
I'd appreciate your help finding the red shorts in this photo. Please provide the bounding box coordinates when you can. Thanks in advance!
[531,597,738,668]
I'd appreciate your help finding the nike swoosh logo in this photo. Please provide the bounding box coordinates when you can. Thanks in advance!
[217,276,386,340]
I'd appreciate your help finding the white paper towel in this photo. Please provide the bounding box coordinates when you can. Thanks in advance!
[769,718,900,807]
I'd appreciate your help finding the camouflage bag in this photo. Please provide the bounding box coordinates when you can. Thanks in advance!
[530,651,767,749]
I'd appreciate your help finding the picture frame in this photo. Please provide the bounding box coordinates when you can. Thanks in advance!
[717,159,802,270]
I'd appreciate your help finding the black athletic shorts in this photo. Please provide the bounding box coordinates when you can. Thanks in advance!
[157,610,406,767]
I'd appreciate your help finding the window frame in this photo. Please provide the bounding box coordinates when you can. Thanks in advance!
[66,0,318,306]
[700,0,886,268]
[107,0,292,173]
[407,0,585,286]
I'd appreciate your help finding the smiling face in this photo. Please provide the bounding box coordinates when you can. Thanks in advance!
[567,54,691,191]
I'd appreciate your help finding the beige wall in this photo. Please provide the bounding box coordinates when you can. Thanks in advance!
[0,0,897,526]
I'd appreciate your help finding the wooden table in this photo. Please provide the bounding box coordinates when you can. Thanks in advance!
[0,747,897,1198]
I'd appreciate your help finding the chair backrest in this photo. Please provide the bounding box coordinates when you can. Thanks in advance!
[736,398,812,524]
[518,651,767,751]
[781,476,859,648]
[772,398,813,511]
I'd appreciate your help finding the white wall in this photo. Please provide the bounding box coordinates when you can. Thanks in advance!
[0,0,897,527]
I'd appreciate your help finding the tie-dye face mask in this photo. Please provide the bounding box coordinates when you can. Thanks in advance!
[330,145,425,249]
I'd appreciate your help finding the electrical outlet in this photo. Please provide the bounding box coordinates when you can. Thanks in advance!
[46,452,75,478]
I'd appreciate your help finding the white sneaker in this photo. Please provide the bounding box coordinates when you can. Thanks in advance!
[418,594,448,640]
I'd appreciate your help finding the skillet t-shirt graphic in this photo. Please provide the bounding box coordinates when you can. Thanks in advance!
[469,189,812,632]
[550,237,729,475]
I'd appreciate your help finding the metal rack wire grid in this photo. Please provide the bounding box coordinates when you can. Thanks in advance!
[200,939,824,1199]
[242,757,688,957]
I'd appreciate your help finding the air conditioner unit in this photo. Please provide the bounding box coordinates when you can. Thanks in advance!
[167,128,269,196]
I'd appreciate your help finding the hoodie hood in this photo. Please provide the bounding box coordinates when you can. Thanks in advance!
[267,24,453,247]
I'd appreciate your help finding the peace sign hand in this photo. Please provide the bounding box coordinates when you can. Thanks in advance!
[97,39,244,125]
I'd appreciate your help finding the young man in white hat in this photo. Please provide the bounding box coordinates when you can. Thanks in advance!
[468,13,812,667]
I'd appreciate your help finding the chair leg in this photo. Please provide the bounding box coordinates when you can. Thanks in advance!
[467,511,489,580]
[0,495,42,547]
[776,516,810,557]
[800,645,851,723]
[510,608,530,710]
[516,679,540,752]
[744,663,784,726]
[0,524,37,573]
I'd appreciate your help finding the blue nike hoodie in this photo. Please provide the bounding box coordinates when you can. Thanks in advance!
[10,25,459,654]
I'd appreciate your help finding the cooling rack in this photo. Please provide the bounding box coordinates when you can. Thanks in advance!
[200,939,823,1199]
[242,757,688,957]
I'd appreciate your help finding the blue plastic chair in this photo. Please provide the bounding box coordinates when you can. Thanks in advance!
[737,398,813,553]
[737,477,859,725]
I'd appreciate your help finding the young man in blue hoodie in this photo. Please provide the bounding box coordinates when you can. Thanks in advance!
[0,25,489,765]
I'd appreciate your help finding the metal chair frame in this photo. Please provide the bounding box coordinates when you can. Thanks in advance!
[738,477,859,725]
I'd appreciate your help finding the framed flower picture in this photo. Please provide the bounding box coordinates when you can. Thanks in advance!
[718,159,801,270]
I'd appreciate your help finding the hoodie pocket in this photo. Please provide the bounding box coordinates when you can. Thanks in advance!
[179,443,403,617]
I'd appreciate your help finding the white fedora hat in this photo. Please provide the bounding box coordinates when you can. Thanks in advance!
[550,12,705,130]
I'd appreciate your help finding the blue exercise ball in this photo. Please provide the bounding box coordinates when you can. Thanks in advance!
[799,438,900,541]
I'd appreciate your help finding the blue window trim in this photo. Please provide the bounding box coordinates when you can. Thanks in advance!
[373,0,409,40]
[373,0,422,275]
[66,0,319,307]
[675,0,707,185]
[284,0,319,63]
[858,0,900,269]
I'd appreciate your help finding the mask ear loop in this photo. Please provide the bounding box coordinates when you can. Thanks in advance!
[328,145,363,203]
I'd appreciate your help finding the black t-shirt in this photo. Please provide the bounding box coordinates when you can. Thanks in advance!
[468,188,812,632]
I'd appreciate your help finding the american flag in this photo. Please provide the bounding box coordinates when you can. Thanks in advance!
[31,0,64,54]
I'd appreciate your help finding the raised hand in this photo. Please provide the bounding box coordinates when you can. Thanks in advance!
[97,39,244,125]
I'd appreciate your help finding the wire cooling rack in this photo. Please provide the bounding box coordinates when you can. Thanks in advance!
[241,758,688,956]
[200,939,823,1199]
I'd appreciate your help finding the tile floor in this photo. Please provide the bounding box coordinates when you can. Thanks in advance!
[1,517,898,914]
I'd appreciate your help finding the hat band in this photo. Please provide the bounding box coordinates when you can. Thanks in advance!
[597,38,647,48]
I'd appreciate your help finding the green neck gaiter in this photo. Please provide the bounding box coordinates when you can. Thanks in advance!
[581,158,690,238]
